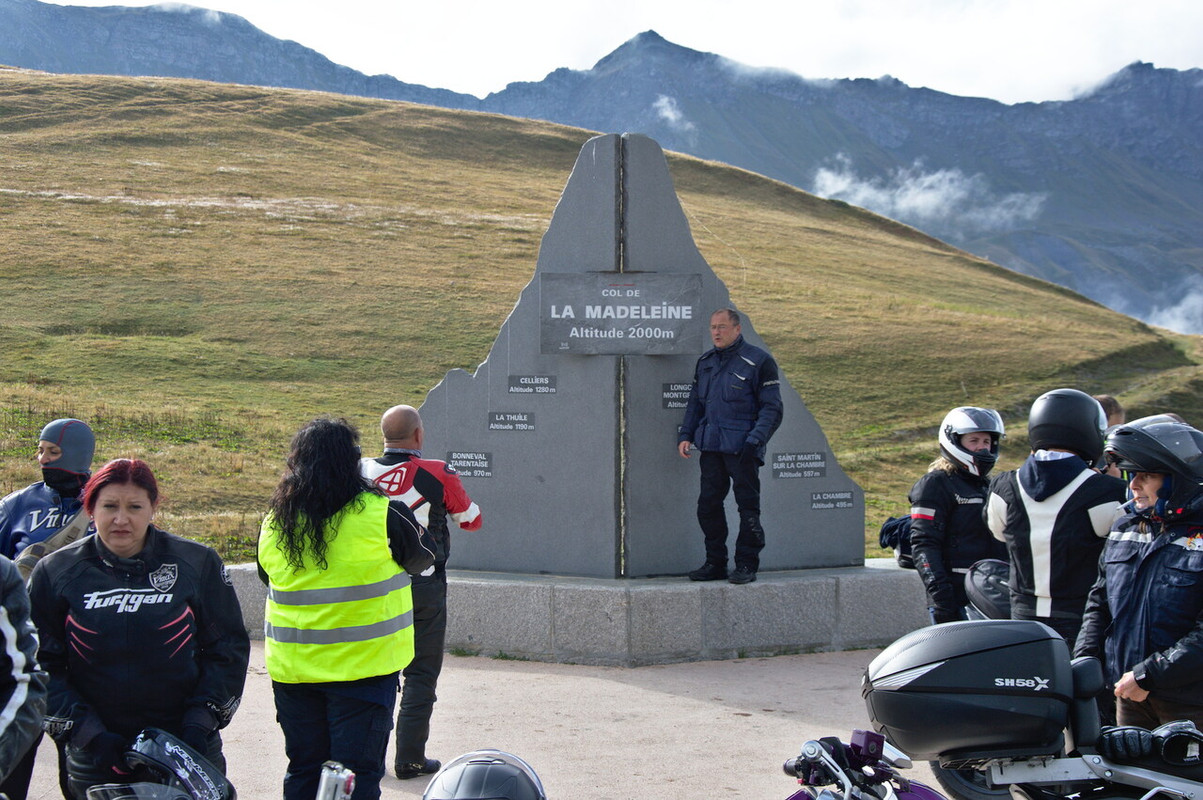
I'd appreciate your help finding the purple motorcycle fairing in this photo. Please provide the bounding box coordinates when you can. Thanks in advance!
[898,779,946,800]
[784,781,942,800]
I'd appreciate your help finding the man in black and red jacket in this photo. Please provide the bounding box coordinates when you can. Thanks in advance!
[360,404,482,781]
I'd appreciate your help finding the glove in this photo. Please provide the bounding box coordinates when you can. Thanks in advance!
[180,724,210,754]
[929,603,963,625]
[1153,721,1203,765]
[740,440,761,464]
[1098,726,1155,761]
[88,731,130,774]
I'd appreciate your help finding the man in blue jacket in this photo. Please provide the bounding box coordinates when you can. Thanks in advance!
[0,418,95,561]
[677,308,783,584]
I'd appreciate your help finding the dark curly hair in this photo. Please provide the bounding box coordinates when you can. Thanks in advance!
[265,416,382,570]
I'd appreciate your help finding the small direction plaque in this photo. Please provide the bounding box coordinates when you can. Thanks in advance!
[811,491,855,510]
[662,382,692,410]
[772,452,827,479]
[446,451,493,479]
[508,375,557,394]
[488,412,535,432]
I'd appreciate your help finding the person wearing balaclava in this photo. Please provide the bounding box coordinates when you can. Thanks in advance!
[0,419,91,800]
[0,418,96,559]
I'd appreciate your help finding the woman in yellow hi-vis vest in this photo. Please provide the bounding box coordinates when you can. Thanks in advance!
[259,417,435,800]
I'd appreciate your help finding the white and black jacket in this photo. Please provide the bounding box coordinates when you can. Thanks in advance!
[987,452,1125,620]
[0,555,46,779]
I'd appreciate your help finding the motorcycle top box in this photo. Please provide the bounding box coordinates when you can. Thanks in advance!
[862,619,1073,762]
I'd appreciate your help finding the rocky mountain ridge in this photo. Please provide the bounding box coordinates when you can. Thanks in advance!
[2,1,1200,330]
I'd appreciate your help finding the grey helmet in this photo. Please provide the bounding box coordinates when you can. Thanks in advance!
[1027,388,1108,465]
[1104,415,1203,519]
[422,750,546,800]
[938,407,1005,477]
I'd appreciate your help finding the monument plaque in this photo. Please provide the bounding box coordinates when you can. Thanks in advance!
[417,133,864,578]
[540,272,703,354]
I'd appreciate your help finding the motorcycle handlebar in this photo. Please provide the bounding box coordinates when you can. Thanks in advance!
[784,740,853,795]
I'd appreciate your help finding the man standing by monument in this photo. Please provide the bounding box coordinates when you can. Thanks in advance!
[677,308,784,584]
[360,405,483,780]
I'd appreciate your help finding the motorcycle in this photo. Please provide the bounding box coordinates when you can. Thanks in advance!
[929,559,1013,800]
[786,618,1203,800]
[783,729,943,800]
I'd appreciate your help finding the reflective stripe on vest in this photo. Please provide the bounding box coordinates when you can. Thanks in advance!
[265,611,412,644]
[267,572,407,606]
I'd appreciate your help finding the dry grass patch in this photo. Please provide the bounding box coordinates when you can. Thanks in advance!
[2,71,1200,560]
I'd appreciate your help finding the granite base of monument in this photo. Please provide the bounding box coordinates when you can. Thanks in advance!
[229,561,929,666]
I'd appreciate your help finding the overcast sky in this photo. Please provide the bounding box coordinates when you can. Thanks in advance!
[43,0,1203,104]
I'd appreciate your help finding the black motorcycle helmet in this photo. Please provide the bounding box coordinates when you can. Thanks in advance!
[120,728,236,800]
[84,784,190,800]
[422,750,546,800]
[1104,415,1203,519]
[1027,388,1108,465]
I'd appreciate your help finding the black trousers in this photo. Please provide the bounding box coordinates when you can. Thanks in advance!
[394,569,448,768]
[274,682,393,800]
[697,451,765,571]
[0,730,41,800]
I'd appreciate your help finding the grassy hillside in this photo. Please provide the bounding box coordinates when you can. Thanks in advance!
[2,68,1201,563]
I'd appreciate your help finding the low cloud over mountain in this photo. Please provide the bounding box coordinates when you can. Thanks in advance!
[812,155,1048,239]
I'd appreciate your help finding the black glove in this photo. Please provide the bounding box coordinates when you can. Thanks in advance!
[88,731,130,774]
[1098,725,1155,761]
[930,609,960,624]
[180,724,210,754]
[1153,721,1203,765]
[740,440,761,463]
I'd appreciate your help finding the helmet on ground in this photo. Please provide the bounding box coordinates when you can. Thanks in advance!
[1027,388,1108,465]
[938,407,1005,477]
[422,750,546,800]
[1104,415,1203,519]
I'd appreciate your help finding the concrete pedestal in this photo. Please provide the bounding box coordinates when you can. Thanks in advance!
[230,560,929,666]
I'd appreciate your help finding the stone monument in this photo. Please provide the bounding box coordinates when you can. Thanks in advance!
[224,133,927,667]
[419,133,863,579]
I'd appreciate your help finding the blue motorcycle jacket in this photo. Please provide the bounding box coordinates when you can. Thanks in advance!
[0,482,87,560]
[677,335,783,460]
[1076,496,1203,704]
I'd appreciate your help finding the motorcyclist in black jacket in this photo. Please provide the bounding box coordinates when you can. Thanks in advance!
[29,458,249,799]
[909,407,1007,624]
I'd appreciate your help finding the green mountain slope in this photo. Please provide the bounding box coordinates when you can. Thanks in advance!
[2,70,1200,561]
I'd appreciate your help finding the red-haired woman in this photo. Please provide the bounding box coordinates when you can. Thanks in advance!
[28,458,250,799]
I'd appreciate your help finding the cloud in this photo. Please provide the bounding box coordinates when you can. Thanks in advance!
[1143,274,1203,335]
[652,95,695,133]
[153,3,224,25]
[811,154,1046,237]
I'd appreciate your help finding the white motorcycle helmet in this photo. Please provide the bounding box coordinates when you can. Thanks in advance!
[938,406,1005,477]
[422,750,546,800]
